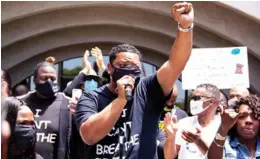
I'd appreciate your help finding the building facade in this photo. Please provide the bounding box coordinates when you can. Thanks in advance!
[2,1,260,107]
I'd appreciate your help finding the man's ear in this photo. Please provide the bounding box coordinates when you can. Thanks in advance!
[210,98,218,105]
[1,81,7,88]
[107,63,113,75]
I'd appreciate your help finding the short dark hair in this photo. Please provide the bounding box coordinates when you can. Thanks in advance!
[2,97,25,135]
[33,61,55,80]
[228,95,260,139]
[102,69,110,85]
[109,44,142,64]
[197,83,220,101]
[13,84,29,96]
[1,69,12,93]
[2,97,36,158]
[237,95,260,120]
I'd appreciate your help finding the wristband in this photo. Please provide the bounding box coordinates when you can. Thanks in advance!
[215,133,226,141]
[213,139,224,147]
[177,23,194,32]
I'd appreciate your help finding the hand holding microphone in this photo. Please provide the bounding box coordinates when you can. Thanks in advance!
[125,84,133,101]
[116,75,135,101]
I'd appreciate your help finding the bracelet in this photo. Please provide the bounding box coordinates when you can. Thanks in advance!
[177,23,194,32]
[213,139,224,148]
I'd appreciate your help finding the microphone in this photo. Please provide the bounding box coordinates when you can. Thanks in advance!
[125,84,133,101]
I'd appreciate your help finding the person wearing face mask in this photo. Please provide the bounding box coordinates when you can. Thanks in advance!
[208,95,260,159]
[228,87,250,109]
[229,87,250,100]
[64,48,104,97]
[76,2,194,159]
[19,61,73,159]
[164,83,222,159]
[2,97,43,159]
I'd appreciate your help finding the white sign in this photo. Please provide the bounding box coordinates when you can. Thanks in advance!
[182,47,249,90]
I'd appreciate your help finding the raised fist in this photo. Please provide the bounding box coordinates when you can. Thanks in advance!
[172,2,194,28]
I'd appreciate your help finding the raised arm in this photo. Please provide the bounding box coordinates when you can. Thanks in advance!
[157,2,194,96]
[208,109,241,159]
[80,50,93,74]
[91,47,106,71]
[164,113,179,159]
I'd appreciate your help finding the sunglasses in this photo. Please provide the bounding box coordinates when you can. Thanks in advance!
[190,95,214,101]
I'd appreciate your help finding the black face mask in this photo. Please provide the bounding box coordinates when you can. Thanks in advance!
[35,81,59,98]
[111,65,141,83]
[12,124,36,154]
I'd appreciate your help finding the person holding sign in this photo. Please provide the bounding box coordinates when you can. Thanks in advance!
[75,2,194,159]
[208,95,260,159]
[164,84,221,159]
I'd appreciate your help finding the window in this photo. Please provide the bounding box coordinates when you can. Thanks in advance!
[24,56,189,111]
[60,56,157,90]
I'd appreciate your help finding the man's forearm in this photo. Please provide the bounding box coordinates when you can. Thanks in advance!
[195,138,208,155]
[208,127,227,159]
[207,140,224,159]
[158,30,193,96]
[168,30,193,79]
[170,31,193,70]
[80,97,127,145]
[164,138,178,159]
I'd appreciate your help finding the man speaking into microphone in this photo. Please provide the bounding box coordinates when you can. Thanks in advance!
[75,2,194,159]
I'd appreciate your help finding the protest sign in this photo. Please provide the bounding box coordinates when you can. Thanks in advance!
[182,47,249,90]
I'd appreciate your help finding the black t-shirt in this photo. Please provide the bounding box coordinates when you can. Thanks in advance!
[36,153,44,159]
[22,92,64,159]
[76,73,170,159]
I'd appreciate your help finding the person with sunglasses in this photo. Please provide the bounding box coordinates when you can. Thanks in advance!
[164,83,221,159]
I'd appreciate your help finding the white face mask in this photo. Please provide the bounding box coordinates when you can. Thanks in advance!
[190,100,209,115]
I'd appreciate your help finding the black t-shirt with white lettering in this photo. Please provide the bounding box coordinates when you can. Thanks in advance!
[22,92,62,159]
[76,73,170,159]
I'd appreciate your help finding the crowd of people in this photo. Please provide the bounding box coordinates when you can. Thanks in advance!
[1,2,260,159]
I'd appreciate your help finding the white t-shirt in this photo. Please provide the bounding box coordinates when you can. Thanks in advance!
[175,115,221,159]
